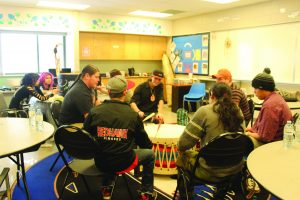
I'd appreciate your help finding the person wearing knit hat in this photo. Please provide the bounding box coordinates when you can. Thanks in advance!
[212,68,252,126]
[251,73,275,92]
[84,75,157,200]
[245,73,292,148]
[130,69,165,123]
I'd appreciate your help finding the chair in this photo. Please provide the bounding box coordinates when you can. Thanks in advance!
[183,83,206,112]
[54,125,135,199]
[173,132,254,200]
[0,108,28,118]
[0,167,11,200]
[50,100,62,127]
[49,100,64,171]
[292,113,299,125]
[0,92,8,111]
[247,98,255,127]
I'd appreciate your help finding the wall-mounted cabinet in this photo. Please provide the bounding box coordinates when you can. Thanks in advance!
[80,32,167,60]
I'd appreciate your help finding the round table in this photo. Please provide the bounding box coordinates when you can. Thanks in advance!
[247,141,300,199]
[144,123,185,175]
[0,118,54,200]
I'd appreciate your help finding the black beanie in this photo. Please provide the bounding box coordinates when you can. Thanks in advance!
[252,73,275,91]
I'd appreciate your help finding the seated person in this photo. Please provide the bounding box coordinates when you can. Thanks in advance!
[177,83,245,182]
[212,68,251,125]
[9,73,53,110]
[95,69,135,104]
[130,69,164,123]
[246,73,292,147]
[37,72,58,95]
[83,75,156,200]
[59,65,100,125]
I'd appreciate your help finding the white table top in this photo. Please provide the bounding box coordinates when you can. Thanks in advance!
[247,141,300,200]
[0,118,54,157]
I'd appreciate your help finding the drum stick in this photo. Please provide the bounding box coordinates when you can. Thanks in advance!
[154,121,162,138]
[142,112,155,122]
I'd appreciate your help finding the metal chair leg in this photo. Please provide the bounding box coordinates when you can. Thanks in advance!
[49,154,61,171]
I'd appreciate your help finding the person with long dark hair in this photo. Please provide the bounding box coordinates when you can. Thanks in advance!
[59,65,100,124]
[177,82,245,182]
[9,73,52,109]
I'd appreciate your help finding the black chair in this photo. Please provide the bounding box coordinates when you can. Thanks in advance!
[173,132,254,200]
[247,98,255,127]
[50,100,62,127]
[49,100,63,171]
[54,125,134,199]
[0,167,11,200]
[0,109,28,118]
[292,113,299,125]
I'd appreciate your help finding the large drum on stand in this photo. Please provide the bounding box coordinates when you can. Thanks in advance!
[144,123,185,175]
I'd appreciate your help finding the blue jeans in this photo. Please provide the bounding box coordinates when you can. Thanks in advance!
[134,148,155,193]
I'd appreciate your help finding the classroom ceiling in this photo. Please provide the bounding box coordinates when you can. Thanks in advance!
[0,0,272,20]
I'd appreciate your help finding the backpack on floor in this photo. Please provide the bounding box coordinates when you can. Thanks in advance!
[177,108,189,126]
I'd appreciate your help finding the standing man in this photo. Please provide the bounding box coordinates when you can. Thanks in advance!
[60,65,100,124]
[246,73,292,147]
[212,68,251,125]
[84,75,156,200]
[130,69,164,123]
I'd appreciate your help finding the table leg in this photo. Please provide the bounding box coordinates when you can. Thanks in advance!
[20,153,31,200]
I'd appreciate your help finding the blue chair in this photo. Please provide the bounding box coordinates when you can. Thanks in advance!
[183,83,206,112]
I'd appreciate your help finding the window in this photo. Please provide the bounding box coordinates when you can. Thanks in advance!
[0,31,65,75]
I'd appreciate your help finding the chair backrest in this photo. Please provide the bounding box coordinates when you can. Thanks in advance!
[189,83,206,97]
[50,100,62,127]
[54,125,99,160]
[196,132,254,168]
[0,92,8,111]
[0,109,28,118]
[292,113,299,125]
[247,99,255,126]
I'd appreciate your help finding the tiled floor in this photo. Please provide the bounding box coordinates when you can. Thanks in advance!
[0,104,180,198]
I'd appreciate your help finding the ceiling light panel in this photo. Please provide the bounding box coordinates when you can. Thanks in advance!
[37,1,90,10]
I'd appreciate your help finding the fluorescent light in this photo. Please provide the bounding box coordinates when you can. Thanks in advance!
[203,0,240,4]
[37,1,90,10]
[129,10,173,18]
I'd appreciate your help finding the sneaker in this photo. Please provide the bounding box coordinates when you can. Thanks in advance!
[137,190,157,200]
[100,185,113,200]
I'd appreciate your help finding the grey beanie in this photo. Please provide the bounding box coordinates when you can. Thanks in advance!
[252,73,275,91]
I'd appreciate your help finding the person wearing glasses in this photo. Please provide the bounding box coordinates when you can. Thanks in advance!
[130,69,164,123]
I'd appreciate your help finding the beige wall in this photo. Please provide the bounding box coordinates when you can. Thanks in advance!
[173,0,300,35]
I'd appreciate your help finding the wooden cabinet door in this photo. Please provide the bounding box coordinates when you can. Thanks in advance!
[140,35,154,60]
[110,34,125,60]
[94,33,111,60]
[152,36,167,60]
[124,35,140,60]
[79,32,95,60]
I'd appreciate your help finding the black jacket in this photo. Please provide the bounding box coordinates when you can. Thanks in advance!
[84,100,152,172]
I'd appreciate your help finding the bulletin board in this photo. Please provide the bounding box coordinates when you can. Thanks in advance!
[171,33,209,75]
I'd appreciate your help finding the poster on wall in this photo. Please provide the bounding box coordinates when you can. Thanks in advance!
[172,33,209,75]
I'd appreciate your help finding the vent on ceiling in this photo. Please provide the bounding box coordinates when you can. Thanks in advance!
[161,10,184,15]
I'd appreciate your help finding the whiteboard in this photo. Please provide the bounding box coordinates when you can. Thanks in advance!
[210,22,300,83]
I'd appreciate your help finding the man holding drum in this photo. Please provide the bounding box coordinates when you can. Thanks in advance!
[130,69,165,123]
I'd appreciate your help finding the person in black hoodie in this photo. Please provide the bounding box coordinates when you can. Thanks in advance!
[84,75,157,200]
